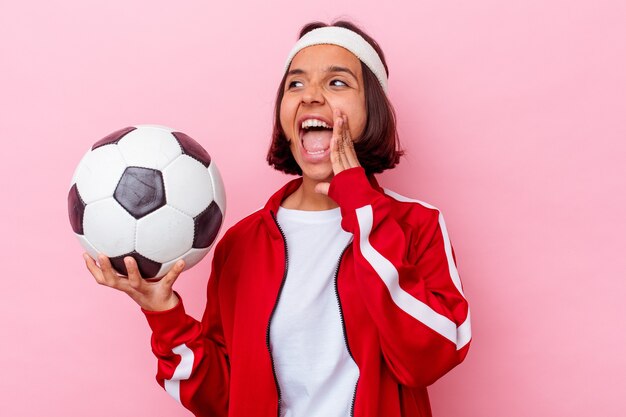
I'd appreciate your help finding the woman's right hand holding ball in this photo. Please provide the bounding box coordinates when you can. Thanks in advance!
[83,253,184,312]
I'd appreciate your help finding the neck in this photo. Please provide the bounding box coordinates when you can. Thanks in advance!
[281,176,338,211]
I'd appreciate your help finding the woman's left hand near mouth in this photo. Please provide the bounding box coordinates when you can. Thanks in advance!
[314,109,361,195]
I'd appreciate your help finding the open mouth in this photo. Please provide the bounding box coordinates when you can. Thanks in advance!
[299,118,333,155]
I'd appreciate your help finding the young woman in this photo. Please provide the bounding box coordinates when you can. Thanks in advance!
[85,20,471,417]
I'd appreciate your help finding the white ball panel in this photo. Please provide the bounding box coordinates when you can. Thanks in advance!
[135,206,194,263]
[75,145,126,204]
[117,126,182,170]
[83,198,137,257]
[155,247,211,278]
[181,246,212,269]
[163,155,214,217]
[208,160,226,214]
[76,234,100,260]
[70,146,94,187]
[134,124,175,132]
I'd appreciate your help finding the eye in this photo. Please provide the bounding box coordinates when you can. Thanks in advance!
[287,80,304,89]
[330,79,348,87]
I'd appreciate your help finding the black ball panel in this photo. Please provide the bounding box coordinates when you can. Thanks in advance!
[109,252,162,279]
[193,201,222,248]
[114,167,166,219]
[68,183,86,235]
[92,127,136,150]
[173,131,212,168]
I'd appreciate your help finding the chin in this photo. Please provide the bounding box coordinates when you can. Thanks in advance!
[301,165,334,182]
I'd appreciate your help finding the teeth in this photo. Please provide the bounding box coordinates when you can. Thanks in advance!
[306,149,326,155]
[301,119,331,129]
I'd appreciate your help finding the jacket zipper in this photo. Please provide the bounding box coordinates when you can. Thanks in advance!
[267,211,288,417]
[334,242,359,417]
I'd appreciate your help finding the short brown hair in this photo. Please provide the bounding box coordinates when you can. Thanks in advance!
[266,20,404,175]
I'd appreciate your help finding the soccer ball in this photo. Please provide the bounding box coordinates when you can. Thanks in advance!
[68,125,226,279]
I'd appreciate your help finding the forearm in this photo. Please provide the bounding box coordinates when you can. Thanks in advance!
[330,167,471,386]
[143,296,230,416]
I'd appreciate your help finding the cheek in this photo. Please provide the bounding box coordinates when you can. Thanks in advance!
[279,100,295,138]
[333,94,367,139]
[351,104,368,140]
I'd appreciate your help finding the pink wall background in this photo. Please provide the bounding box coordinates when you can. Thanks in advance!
[1,1,625,416]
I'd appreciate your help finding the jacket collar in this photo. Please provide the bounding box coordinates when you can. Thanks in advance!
[263,177,303,215]
[260,173,383,237]
[260,177,303,239]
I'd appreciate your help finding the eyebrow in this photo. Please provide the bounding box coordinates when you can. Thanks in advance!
[287,66,358,79]
[327,65,358,79]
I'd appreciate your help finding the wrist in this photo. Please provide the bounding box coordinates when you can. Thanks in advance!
[143,292,180,312]
[142,292,188,340]
[329,167,380,211]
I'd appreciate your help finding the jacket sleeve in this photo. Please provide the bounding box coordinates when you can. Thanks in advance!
[142,243,229,417]
[328,167,471,387]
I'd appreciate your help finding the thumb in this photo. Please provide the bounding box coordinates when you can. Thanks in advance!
[314,182,330,195]
[162,259,186,288]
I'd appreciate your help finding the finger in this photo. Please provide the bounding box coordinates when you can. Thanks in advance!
[338,116,351,169]
[98,254,121,287]
[97,255,132,293]
[314,182,330,195]
[125,256,144,290]
[342,115,360,168]
[330,120,345,173]
[84,253,107,285]
[162,259,186,289]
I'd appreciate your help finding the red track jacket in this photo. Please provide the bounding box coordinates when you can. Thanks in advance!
[143,167,471,417]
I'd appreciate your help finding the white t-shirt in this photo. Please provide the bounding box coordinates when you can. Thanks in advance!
[270,206,360,417]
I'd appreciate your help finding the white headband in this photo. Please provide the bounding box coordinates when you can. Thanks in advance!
[284,26,388,93]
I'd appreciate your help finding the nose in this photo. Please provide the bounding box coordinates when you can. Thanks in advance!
[301,83,325,105]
